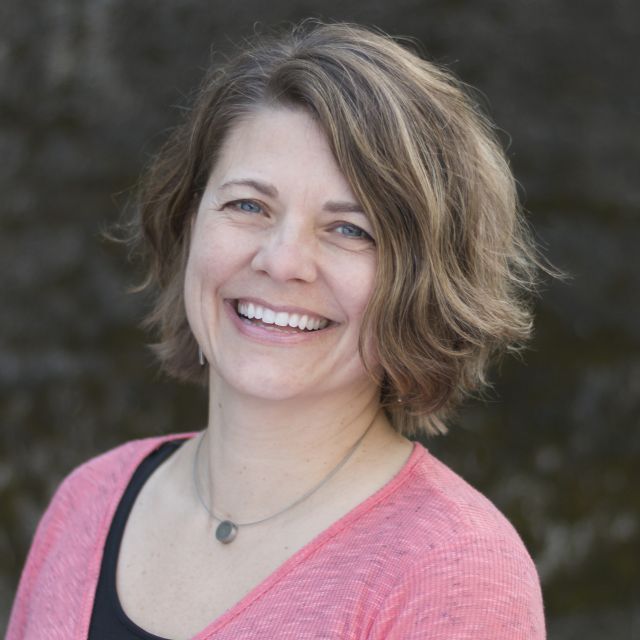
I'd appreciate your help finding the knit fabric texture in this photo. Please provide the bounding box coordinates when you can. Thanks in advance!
[8,433,545,639]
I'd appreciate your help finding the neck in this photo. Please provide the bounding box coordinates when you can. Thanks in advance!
[195,374,392,523]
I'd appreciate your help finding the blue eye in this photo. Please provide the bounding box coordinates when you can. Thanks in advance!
[335,223,372,241]
[231,200,262,214]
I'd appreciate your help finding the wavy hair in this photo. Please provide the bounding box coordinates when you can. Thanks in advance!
[133,21,555,436]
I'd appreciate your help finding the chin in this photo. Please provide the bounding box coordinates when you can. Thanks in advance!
[212,368,310,402]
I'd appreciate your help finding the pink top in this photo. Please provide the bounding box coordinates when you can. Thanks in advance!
[8,433,545,639]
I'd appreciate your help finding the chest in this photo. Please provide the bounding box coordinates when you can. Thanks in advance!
[114,437,414,638]
[115,470,388,640]
[117,514,324,638]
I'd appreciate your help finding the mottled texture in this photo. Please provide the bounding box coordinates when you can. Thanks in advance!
[8,434,544,639]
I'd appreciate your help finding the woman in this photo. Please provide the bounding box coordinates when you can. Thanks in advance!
[9,21,548,639]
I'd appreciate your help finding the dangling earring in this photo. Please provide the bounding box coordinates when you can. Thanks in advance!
[198,347,206,366]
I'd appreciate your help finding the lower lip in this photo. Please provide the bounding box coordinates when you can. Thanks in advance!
[224,301,336,345]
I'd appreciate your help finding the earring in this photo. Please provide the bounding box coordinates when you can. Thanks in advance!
[198,347,206,366]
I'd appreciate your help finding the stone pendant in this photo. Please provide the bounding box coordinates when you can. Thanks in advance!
[215,520,238,543]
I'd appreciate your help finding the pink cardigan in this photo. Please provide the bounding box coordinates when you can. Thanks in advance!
[8,433,545,639]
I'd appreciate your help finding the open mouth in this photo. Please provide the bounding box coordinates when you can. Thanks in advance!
[234,300,332,332]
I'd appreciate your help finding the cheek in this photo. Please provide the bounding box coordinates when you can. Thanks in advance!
[187,227,238,288]
[189,212,255,281]
[183,239,227,328]
[338,258,378,368]
[337,259,377,322]
[183,252,205,341]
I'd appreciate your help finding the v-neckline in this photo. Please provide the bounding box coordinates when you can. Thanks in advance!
[87,433,424,639]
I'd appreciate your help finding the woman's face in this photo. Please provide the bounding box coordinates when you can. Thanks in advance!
[184,106,378,403]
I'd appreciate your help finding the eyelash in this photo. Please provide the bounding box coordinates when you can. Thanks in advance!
[225,199,374,243]
[334,223,373,242]
[228,199,263,214]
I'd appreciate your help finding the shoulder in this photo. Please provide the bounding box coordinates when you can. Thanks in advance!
[48,432,197,516]
[393,443,542,586]
[388,443,532,551]
[363,443,545,639]
[66,431,196,482]
[6,432,197,638]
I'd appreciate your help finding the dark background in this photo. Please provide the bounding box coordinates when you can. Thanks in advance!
[1,1,638,637]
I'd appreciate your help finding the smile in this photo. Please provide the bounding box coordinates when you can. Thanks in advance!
[235,300,330,331]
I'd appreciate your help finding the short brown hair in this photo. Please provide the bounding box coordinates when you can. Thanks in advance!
[134,21,553,436]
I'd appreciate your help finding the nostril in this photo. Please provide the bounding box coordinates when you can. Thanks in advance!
[250,241,318,284]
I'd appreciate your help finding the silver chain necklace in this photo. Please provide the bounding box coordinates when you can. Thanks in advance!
[192,417,377,543]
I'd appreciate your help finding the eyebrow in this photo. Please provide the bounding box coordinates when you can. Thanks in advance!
[323,201,365,214]
[218,178,365,215]
[219,179,278,198]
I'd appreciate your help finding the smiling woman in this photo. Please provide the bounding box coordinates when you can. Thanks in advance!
[8,21,550,640]
[185,107,378,403]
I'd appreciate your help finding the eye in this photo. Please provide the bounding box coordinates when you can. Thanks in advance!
[334,223,374,242]
[228,199,263,214]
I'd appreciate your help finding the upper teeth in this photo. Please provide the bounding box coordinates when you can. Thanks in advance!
[237,301,329,331]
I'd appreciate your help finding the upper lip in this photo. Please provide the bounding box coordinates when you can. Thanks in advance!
[230,297,335,322]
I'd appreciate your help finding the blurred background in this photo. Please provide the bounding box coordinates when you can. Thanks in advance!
[1,0,638,637]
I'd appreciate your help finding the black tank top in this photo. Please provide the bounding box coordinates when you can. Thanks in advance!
[88,439,188,640]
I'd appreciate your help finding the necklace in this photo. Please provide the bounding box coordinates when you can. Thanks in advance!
[192,417,377,543]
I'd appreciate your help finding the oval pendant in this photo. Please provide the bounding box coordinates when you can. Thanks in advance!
[215,520,238,543]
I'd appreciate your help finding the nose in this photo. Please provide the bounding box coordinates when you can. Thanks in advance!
[250,221,318,283]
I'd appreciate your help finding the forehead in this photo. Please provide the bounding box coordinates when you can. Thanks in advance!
[209,106,356,199]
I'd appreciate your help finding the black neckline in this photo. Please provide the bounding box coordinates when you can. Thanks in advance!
[89,438,188,640]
